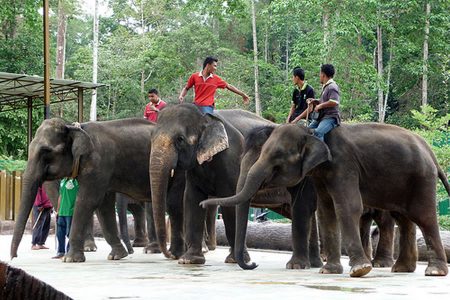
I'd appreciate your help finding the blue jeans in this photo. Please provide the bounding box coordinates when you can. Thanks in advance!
[308,118,338,141]
[56,216,72,256]
[196,105,214,114]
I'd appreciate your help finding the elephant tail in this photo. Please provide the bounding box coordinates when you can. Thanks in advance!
[438,167,450,197]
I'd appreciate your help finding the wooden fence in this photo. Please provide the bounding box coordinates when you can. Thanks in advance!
[0,170,22,221]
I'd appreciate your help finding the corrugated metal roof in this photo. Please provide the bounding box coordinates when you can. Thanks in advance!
[0,72,104,112]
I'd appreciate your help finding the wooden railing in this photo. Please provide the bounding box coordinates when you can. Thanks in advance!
[0,170,22,221]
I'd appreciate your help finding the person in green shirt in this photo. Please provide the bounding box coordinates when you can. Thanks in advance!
[52,177,79,259]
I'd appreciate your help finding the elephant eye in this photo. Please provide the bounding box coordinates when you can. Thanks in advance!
[176,135,186,147]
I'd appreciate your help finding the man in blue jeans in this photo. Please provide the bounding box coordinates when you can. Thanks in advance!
[305,64,341,141]
[52,178,79,259]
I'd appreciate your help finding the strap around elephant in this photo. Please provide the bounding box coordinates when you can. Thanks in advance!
[70,158,80,179]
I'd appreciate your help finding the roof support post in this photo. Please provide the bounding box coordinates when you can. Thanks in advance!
[78,87,83,122]
[27,97,33,158]
[43,0,51,119]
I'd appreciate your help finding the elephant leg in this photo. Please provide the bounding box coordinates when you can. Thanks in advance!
[143,201,160,254]
[371,210,395,268]
[166,178,185,259]
[417,219,448,276]
[128,203,148,247]
[63,189,99,263]
[83,215,97,252]
[221,205,251,264]
[308,213,323,268]
[179,183,206,264]
[315,183,343,275]
[390,212,417,273]
[205,205,217,251]
[97,192,128,260]
[359,209,373,262]
[287,181,315,269]
[330,184,372,277]
[116,194,134,254]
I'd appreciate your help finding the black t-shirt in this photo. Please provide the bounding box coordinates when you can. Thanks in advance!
[290,83,315,121]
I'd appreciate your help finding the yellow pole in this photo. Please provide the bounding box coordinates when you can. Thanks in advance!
[43,0,51,119]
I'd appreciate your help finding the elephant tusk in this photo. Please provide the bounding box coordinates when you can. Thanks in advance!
[170,169,174,178]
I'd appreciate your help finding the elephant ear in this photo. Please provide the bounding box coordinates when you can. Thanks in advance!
[66,124,94,176]
[197,114,229,165]
[299,135,331,178]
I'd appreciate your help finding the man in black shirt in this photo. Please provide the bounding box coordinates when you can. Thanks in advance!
[287,67,315,123]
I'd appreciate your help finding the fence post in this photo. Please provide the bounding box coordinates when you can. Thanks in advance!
[0,171,7,221]
[13,171,22,221]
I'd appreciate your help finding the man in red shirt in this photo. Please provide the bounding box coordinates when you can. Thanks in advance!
[178,56,249,114]
[144,88,167,123]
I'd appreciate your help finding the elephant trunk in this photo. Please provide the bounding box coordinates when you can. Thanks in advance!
[11,170,41,259]
[149,138,177,259]
[201,160,271,270]
[200,161,272,208]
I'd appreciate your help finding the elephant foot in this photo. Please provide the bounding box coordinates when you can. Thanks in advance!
[372,256,394,268]
[125,243,134,255]
[310,256,324,268]
[107,246,128,260]
[143,242,161,254]
[132,238,148,248]
[425,261,448,276]
[391,260,416,273]
[83,241,97,252]
[169,244,185,259]
[224,249,251,264]
[206,240,216,251]
[178,251,205,265]
[62,251,86,263]
[350,263,372,277]
[319,263,343,274]
[286,254,312,269]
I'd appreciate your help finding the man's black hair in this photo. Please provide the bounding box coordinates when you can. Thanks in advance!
[148,88,158,95]
[292,67,305,80]
[321,64,335,78]
[203,56,218,70]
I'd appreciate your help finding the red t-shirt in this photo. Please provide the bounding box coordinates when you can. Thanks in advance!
[186,72,228,106]
[144,99,167,123]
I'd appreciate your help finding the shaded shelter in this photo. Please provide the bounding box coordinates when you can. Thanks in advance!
[0,72,104,152]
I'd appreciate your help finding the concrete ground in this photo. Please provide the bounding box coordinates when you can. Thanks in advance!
[1,234,449,300]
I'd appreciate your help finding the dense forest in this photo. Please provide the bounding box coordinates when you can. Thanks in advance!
[0,0,448,168]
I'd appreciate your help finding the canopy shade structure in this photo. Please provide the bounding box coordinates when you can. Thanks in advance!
[0,72,105,154]
[0,72,104,112]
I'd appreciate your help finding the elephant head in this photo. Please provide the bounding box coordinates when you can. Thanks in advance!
[200,124,331,208]
[11,118,93,259]
[149,104,229,258]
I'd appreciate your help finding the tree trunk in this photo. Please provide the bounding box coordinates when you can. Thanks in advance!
[285,30,289,80]
[90,0,99,121]
[55,0,67,80]
[382,39,393,122]
[322,9,330,63]
[264,24,269,63]
[377,23,384,123]
[251,0,261,116]
[422,1,430,106]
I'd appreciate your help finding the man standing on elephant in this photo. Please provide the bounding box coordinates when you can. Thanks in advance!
[297,64,341,141]
[287,67,315,124]
[178,56,250,114]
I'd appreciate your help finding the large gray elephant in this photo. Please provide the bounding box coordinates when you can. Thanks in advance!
[201,123,449,277]
[149,104,271,264]
[202,125,395,271]
[11,118,185,262]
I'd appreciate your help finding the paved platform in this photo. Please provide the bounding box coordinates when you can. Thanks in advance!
[1,234,449,299]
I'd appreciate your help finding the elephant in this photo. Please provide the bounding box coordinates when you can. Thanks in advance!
[11,118,185,263]
[149,103,272,264]
[201,123,449,277]
[202,125,395,271]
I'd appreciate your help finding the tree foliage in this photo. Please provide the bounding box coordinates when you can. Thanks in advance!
[0,0,449,160]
